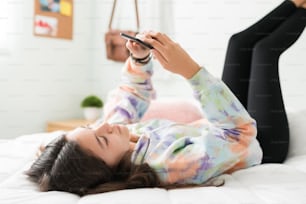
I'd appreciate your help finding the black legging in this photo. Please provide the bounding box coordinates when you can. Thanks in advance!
[221,1,306,163]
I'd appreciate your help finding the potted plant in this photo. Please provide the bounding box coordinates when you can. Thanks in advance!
[81,95,104,121]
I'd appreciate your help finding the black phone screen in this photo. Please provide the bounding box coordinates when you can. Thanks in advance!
[120,33,153,49]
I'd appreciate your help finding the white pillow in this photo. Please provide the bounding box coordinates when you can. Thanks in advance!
[287,108,306,158]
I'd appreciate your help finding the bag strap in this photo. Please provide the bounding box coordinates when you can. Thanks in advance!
[108,0,140,31]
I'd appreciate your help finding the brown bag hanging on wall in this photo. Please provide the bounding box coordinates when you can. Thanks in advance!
[105,0,140,62]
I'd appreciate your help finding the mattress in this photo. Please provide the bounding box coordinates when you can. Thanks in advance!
[1,132,306,204]
[1,108,306,204]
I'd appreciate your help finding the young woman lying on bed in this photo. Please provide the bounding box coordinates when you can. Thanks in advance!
[26,0,306,196]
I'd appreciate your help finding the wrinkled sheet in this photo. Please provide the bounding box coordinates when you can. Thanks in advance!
[1,131,306,204]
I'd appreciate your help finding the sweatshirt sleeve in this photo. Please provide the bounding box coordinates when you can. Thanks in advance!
[187,67,261,174]
[189,67,256,131]
[142,67,262,185]
[102,58,156,124]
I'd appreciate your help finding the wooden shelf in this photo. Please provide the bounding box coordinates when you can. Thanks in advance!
[46,119,92,132]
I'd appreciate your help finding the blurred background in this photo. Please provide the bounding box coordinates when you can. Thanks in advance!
[0,0,305,139]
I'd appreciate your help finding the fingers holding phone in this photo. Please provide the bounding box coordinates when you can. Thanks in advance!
[143,31,201,79]
[121,31,200,78]
[121,33,151,59]
[121,33,153,49]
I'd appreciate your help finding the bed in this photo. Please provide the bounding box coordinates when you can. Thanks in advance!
[1,102,306,204]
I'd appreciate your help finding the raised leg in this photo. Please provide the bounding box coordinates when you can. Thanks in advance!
[248,8,306,163]
[222,1,297,107]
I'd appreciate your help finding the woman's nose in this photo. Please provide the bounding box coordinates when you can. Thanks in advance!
[96,122,112,133]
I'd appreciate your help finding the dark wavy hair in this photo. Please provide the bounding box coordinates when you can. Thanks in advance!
[25,135,224,195]
[25,135,162,196]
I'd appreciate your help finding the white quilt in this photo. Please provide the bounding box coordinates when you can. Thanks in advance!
[1,109,306,204]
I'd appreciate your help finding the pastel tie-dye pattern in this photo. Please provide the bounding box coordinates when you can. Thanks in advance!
[103,58,263,185]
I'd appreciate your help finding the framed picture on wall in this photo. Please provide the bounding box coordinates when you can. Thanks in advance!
[33,0,73,40]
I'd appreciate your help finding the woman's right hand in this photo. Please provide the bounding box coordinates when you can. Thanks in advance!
[142,31,201,79]
[126,34,151,59]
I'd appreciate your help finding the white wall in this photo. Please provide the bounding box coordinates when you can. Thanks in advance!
[171,0,306,111]
[92,0,306,109]
[0,1,94,138]
[1,0,306,139]
[91,0,181,99]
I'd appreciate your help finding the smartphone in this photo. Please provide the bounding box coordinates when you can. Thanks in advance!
[120,33,153,49]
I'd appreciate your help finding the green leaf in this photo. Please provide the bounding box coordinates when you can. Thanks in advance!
[81,95,103,108]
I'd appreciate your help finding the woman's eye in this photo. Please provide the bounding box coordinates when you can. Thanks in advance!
[100,136,109,146]
[95,135,108,149]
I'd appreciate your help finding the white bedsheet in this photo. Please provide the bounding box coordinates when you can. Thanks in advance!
[1,131,306,204]
[1,107,306,204]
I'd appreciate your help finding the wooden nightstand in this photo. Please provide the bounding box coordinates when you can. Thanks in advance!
[46,119,93,132]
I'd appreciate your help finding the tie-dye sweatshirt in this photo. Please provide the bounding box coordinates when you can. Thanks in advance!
[103,58,263,185]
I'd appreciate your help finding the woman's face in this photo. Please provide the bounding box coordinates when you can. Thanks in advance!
[66,123,130,167]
